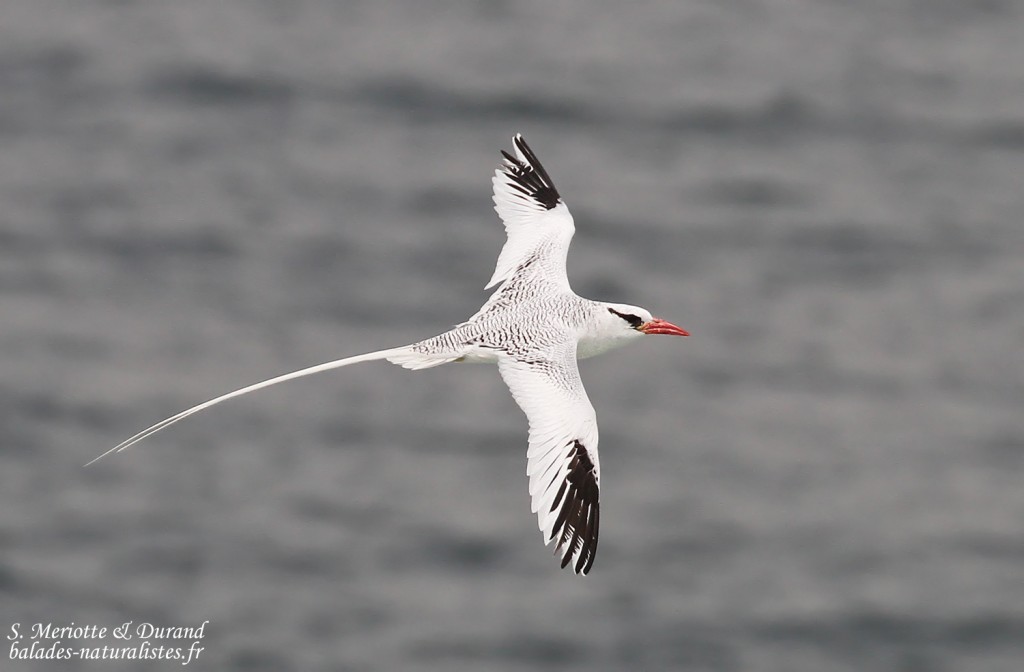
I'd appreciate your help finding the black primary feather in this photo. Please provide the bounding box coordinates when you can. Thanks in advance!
[549,439,600,575]
[500,135,561,210]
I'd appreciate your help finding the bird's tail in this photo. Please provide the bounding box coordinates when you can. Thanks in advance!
[86,345,454,467]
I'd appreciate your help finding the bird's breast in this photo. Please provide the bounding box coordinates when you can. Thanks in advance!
[576,333,631,359]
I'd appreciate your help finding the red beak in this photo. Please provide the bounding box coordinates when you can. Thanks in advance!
[638,318,689,337]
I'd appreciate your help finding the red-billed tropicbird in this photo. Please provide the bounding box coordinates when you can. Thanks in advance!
[88,134,689,575]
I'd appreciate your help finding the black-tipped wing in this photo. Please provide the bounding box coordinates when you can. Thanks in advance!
[485,134,575,291]
[497,343,601,575]
[499,134,561,210]
[550,439,600,573]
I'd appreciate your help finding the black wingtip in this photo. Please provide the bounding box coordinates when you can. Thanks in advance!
[550,439,600,575]
[499,134,561,210]
[512,134,557,193]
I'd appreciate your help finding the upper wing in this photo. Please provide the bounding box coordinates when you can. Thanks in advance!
[486,133,576,291]
[497,342,601,575]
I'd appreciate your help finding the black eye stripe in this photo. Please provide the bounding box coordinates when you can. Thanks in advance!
[606,307,638,327]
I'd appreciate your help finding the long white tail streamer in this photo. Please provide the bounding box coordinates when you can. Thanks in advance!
[85,346,413,467]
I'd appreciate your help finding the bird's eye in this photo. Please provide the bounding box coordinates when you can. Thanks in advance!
[608,308,643,329]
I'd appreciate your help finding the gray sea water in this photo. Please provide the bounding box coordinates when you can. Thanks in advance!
[2,1,1023,670]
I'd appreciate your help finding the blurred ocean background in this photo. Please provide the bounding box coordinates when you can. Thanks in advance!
[2,1,1023,670]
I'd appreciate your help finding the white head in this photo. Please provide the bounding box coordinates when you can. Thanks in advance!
[578,301,689,359]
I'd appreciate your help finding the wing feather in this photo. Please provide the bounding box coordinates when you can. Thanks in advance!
[497,343,601,575]
[486,134,575,291]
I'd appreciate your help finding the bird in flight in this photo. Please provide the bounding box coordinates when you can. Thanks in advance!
[89,134,688,575]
